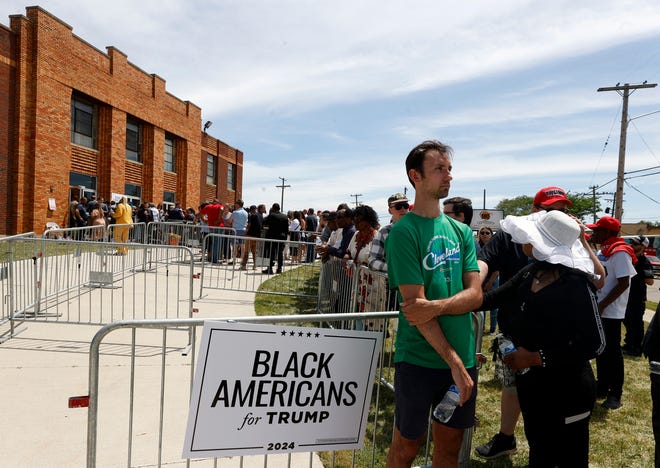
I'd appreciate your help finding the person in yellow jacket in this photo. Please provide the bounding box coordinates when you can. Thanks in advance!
[112,197,133,255]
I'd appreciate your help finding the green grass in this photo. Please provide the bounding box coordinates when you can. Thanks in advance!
[254,264,320,319]
[254,270,657,467]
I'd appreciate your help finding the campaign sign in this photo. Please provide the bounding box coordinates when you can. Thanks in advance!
[182,322,383,459]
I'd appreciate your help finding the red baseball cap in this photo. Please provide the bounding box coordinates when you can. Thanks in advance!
[586,215,621,232]
[533,186,572,206]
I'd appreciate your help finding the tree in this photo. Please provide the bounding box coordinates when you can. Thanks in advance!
[495,192,601,221]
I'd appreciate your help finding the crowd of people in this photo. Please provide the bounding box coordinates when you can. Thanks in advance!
[62,140,659,466]
[381,140,657,468]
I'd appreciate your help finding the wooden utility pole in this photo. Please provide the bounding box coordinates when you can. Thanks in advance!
[276,177,291,211]
[350,194,363,207]
[597,82,656,220]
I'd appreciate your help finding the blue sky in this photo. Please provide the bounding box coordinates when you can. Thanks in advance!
[7,1,660,224]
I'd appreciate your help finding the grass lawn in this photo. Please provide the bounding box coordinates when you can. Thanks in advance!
[256,268,657,467]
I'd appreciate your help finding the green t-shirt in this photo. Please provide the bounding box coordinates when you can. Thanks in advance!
[386,212,479,369]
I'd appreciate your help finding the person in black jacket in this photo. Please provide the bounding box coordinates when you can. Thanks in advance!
[261,203,289,274]
[403,210,606,467]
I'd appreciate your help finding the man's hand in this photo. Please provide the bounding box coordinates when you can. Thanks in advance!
[401,298,438,325]
[449,362,474,406]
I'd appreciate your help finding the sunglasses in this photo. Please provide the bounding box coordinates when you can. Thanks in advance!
[479,231,492,236]
[392,202,410,210]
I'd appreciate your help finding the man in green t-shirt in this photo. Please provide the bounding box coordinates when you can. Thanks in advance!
[385,140,482,468]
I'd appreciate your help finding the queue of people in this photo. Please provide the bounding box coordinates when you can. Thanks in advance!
[60,140,657,466]
[382,140,655,468]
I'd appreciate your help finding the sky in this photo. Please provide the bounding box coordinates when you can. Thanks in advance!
[4,0,660,224]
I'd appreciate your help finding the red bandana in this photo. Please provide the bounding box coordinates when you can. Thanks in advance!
[600,237,637,265]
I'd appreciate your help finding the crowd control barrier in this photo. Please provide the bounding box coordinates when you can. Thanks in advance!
[197,234,321,300]
[5,237,195,327]
[0,232,37,341]
[81,310,484,468]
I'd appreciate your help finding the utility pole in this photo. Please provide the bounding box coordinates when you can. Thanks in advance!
[350,194,362,207]
[597,82,657,220]
[589,185,615,222]
[276,177,291,211]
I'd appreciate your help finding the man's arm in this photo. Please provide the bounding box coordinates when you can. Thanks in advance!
[367,230,387,272]
[401,271,482,325]
[477,259,489,284]
[398,283,474,405]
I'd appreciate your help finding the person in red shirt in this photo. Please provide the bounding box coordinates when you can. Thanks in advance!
[200,199,224,263]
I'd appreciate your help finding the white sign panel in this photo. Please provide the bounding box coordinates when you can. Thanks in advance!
[470,209,505,232]
[182,322,383,459]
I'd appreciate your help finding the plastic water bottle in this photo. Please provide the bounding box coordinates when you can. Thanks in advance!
[432,384,460,423]
[497,334,529,375]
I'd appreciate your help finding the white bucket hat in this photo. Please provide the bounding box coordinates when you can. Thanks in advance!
[500,210,594,275]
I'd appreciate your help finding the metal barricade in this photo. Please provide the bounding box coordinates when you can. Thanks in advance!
[106,222,147,244]
[198,234,321,300]
[83,311,484,468]
[0,232,37,341]
[146,222,235,256]
[316,258,356,318]
[9,238,194,326]
[43,225,105,241]
[84,312,397,468]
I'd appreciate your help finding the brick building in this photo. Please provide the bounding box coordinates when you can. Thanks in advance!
[0,6,243,235]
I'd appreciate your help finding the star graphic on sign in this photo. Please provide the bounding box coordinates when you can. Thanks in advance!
[289,331,295,336]
[298,331,304,337]
[306,332,312,337]
[281,330,287,336]
[315,332,320,338]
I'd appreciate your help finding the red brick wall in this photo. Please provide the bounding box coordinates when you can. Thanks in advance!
[201,133,244,207]
[0,24,15,234]
[0,6,244,234]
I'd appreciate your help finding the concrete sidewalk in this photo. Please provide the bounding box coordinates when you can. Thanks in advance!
[0,264,324,468]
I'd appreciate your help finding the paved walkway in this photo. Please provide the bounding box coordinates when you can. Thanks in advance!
[0,262,324,468]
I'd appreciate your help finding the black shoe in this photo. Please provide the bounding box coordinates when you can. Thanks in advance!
[601,396,622,410]
[276,269,282,274]
[475,432,517,459]
[262,268,273,274]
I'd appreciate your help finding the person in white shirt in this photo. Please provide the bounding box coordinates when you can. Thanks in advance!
[587,215,637,410]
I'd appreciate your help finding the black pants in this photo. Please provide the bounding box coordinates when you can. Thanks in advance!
[267,240,284,271]
[624,300,646,352]
[517,363,595,467]
[652,372,660,467]
[596,318,624,399]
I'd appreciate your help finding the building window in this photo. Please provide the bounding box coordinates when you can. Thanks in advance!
[227,163,236,191]
[164,135,176,172]
[124,183,142,208]
[71,95,97,149]
[126,119,142,162]
[206,154,217,185]
[163,191,175,211]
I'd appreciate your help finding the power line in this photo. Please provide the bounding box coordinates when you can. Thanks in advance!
[624,180,660,205]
